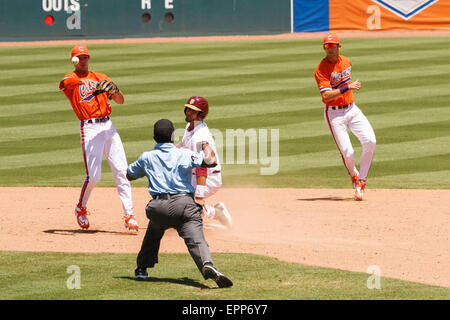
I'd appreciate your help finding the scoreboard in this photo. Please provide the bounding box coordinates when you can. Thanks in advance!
[0,0,291,41]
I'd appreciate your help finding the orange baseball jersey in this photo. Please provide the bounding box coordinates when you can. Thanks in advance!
[314,55,354,107]
[59,71,112,120]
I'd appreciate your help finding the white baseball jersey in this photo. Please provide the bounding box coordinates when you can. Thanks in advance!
[180,122,221,173]
[180,121,222,197]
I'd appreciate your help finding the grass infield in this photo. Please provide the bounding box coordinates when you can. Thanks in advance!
[0,251,449,300]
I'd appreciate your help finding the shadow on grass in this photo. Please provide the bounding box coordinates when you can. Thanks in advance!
[43,229,139,236]
[297,196,354,201]
[116,276,210,289]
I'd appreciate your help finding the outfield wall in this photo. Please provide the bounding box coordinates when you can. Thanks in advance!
[3,1,448,42]
[293,0,450,32]
[0,0,291,41]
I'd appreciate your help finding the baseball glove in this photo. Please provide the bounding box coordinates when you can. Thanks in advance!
[92,80,119,96]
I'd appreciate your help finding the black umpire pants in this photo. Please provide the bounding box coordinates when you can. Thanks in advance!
[136,193,213,277]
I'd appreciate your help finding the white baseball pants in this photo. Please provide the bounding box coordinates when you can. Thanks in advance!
[77,119,134,215]
[191,172,222,219]
[324,103,376,181]
[191,172,222,198]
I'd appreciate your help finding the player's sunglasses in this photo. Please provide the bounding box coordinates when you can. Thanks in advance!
[324,43,340,49]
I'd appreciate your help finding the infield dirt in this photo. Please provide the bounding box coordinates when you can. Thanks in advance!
[1,187,448,288]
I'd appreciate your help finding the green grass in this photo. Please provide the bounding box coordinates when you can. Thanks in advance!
[0,37,449,188]
[0,251,448,300]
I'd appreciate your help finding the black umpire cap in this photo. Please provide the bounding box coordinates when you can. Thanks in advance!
[154,119,175,143]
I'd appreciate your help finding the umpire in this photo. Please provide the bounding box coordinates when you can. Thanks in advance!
[126,119,233,288]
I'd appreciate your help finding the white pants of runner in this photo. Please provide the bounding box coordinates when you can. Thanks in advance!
[191,171,222,219]
[77,118,134,215]
[324,103,376,181]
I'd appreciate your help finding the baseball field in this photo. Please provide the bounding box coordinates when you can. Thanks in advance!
[0,32,449,301]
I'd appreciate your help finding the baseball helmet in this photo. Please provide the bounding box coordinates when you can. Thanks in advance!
[323,33,340,44]
[184,96,209,120]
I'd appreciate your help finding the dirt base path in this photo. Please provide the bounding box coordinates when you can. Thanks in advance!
[0,187,448,288]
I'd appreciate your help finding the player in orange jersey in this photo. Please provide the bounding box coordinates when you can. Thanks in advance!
[59,45,138,230]
[314,34,376,201]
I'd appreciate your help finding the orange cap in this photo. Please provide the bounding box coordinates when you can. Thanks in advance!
[323,33,340,44]
[71,45,90,58]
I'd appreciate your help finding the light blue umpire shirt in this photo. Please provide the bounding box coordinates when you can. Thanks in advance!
[127,143,204,196]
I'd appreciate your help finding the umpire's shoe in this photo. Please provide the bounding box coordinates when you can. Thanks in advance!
[202,263,233,288]
[134,267,148,280]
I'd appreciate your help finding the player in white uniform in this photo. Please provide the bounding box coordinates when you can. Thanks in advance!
[178,96,232,228]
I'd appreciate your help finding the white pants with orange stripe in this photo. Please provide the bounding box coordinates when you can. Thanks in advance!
[324,103,376,181]
[77,119,134,215]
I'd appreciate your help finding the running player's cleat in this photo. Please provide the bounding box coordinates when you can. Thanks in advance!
[124,214,139,231]
[351,175,360,189]
[214,202,232,229]
[75,205,89,229]
[355,180,366,201]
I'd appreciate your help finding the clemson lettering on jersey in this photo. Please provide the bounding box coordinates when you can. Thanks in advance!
[79,79,98,102]
[314,55,354,107]
[59,71,112,120]
[330,66,351,89]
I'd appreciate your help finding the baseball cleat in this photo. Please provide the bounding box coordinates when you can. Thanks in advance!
[134,267,148,280]
[202,264,233,288]
[351,175,360,189]
[201,204,214,219]
[214,202,232,229]
[74,205,89,229]
[124,214,139,231]
[354,180,366,201]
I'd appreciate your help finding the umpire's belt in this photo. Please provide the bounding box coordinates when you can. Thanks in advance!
[152,193,194,200]
[84,116,110,124]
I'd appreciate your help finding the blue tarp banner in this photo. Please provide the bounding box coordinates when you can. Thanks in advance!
[293,0,329,32]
